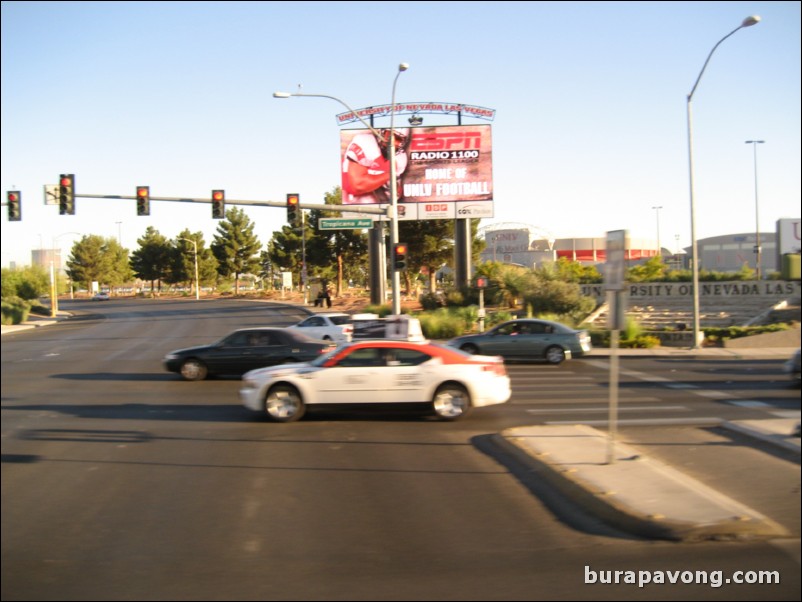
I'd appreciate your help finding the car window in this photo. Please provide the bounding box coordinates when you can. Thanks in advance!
[389,348,431,366]
[248,332,273,346]
[302,317,325,327]
[497,323,522,336]
[329,316,350,326]
[336,348,384,367]
[226,332,251,347]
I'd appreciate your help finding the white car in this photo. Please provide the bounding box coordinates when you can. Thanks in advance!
[240,339,511,422]
[287,312,353,343]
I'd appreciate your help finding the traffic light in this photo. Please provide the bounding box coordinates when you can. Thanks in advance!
[286,193,300,225]
[212,189,225,219]
[476,276,488,289]
[59,174,75,215]
[393,242,408,271]
[7,191,21,221]
[136,186,150,216]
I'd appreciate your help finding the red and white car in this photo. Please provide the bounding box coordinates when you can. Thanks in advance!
[239,339,510,422]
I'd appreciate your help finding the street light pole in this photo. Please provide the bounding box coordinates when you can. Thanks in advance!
[745,140,765,279]
[273,62,409,315]
[651,206,663,256]
[178,238,200,300]
[388,63,408,316]
[686,15,760,349]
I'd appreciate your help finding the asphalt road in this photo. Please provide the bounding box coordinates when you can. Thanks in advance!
[2,298,799,601]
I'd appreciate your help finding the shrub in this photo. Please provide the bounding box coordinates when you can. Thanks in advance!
[417,309,467,339]
[363,304,393,317]
[419,293,445,311]
[1,297,31,326]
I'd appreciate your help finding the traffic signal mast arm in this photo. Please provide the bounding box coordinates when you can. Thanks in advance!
[71,193,389,215]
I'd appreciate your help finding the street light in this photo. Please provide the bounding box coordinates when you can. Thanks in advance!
[273,62,410,315]
[178,238,200,300]
[51,232,81,316]
[686,15,760,349]
[651,206,663,256]
[745,140,765,279]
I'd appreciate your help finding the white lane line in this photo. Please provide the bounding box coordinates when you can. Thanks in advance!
[528,405,688,414]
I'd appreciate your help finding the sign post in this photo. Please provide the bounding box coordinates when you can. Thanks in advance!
[605,230,627,465]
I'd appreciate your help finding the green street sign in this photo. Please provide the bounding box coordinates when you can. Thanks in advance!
[319,218,374,230]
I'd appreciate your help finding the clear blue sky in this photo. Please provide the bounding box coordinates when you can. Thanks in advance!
[2,1,800,267]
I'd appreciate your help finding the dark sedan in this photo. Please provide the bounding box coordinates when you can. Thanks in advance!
[447,318,592,364]
[164,328,335,381]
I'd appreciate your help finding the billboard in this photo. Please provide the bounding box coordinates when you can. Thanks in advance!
[340,124,493,220]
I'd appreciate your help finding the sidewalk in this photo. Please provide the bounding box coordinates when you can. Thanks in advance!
[1,311,68,335]
[494,421,799,542]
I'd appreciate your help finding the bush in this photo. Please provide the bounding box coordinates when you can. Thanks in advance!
[486,310,515,328]
[419,293,445,311]
[363,304,393,317]
[417,308,467,339]
[702,324,792,346]
[1,298,31,326]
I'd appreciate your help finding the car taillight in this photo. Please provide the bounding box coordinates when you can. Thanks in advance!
[482,362,506,376]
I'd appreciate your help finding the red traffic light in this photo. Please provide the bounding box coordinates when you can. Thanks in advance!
[8,192,18,202]
[287,194,299,206]
[60,176,72,187]
[137,187,149,198]
[213,190,224,201]
[395,244,407,255]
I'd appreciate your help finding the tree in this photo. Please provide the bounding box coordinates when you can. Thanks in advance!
[306,187,368,295]
[211,207,262,295]
[67,235,129,291]
[104,238,134,289]
[130,227,173,293]
[267,223,307,289]
[399,219,453,294]
[538,257,602,284]
[628,255,668,282]
[170,230,218,295]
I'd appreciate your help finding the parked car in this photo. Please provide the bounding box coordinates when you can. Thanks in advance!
[447,318,591,364]
[92,292,111,301]
[784,348,801,386]
[164,328,335,381]
[287,312,353,343]
[239,339,510,422]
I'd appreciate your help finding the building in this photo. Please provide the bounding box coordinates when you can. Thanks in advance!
[477,221,800,276]
[31,248,63,271]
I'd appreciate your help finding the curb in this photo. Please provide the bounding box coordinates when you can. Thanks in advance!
[492,424,791,542]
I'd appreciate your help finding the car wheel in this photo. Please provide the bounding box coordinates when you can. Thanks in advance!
[460,343,479,355]
[265,384,306,423]
[432,383,472,421]
[180,359,208,381]
[545,346,566,365]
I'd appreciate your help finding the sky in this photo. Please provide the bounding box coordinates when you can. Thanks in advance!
[2,0,800,268]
